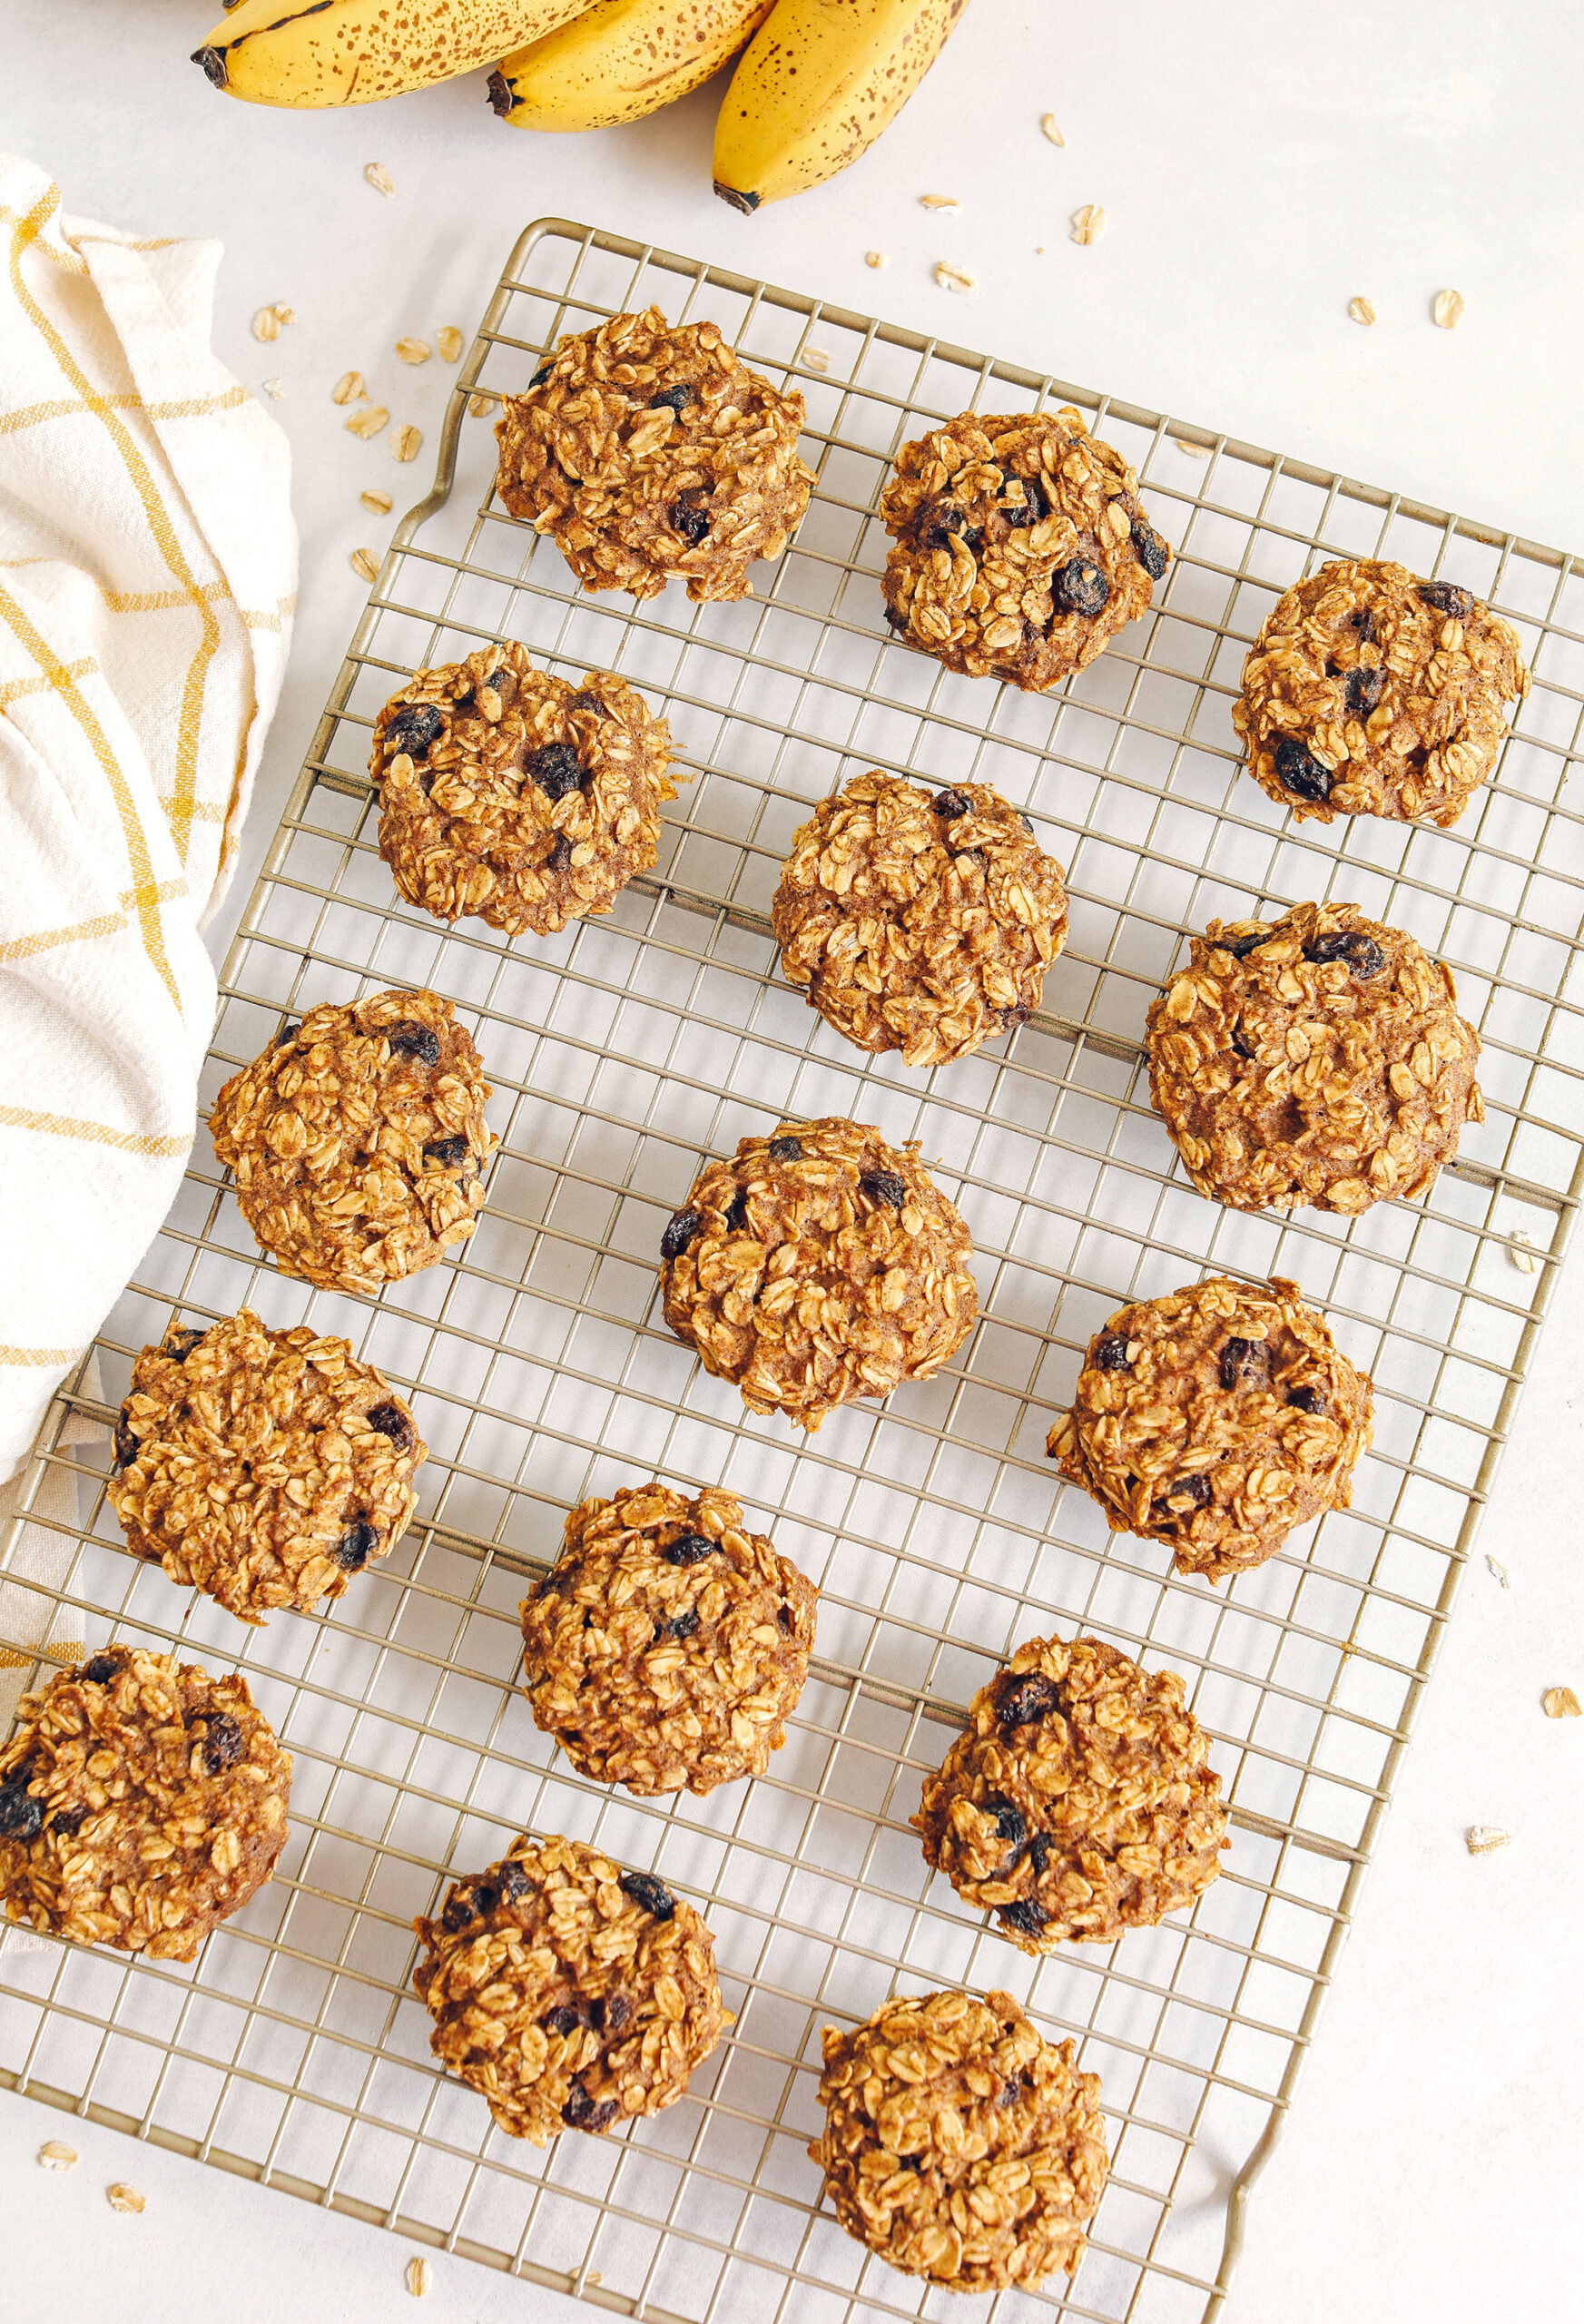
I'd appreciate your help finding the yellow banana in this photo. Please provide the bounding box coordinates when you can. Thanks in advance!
[713,0,968,210]
[192,0,597,108]
[489,0,775,133]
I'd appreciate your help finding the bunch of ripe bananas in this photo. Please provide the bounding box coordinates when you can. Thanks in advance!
[192,0,969,209]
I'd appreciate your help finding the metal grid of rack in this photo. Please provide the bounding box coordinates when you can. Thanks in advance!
[3,219,1582,2324]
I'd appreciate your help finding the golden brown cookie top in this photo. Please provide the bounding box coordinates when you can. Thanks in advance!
[520,1482,817,1796]
[1234,557,1529,826]
[107,1310,424,1623]
[772,773,1068,1067]
[495,306,814,603]
[209,988,495,1294]
[880,407,1169,690]
[0,1646,290,1960]
[1146,901,1481,1215]
[808,1986,1109,2291]
[913,1633,1227,1951]
[658,1115,978,1429]
[369,642,675,938]
[1048,1275,1374,1581]
[411,1832,730,2147]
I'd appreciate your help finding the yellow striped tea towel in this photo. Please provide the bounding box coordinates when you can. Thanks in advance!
[0,154,297,1481]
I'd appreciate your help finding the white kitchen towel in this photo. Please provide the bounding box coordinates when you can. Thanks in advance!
[0,153,297,1482]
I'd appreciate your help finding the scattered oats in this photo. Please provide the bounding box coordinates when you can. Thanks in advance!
[920,194,959,211]
[331,369,366,406]
[1041,114,1066,145]
[467,392,497,418]
[397,336,430,365]
[261,378,284,399]
[586,2272,603,2288]
[344,404,389,441]
[1070,204,1106,245]
[360,487,392,515]
[107,2182,146,2213]
[405,2255,432,2298]
[933,261,975,292]
[1486,1553,1511,1588]
[1433,289,1465,330]
[273,305,296,327]
[1464,1825,1510,1856]
[864,251,887,269]
[805,348,831,372]
[437,326,464,363]
[391,422,423,463]
[251,306,282,342]
[1348,296,1377,327]
[349,547,379,583]
[1543,1686,1581,1719]
[1507,1230,1540,1274]
[37,2141,78,2171]
[1176,438,1212,459]
[365,162,395,198]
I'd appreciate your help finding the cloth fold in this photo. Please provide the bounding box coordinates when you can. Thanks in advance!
[0,153,297,1481]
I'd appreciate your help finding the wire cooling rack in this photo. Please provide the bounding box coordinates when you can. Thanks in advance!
[4,220,1584,2324]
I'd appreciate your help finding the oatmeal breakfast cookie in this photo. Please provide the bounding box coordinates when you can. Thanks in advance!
[520,1482,817,1796]
[772,773,1069,1067]
[1235,558,1529,827]
[658,1116,978,1430]
[495,306,815,602]
[912,1633,1227,1953]
[210,988,495,1294]
[1146,900,1481,1215]
[411,1832,730,2145]
[1048,1276,1373,1582]
[370,642,676,938]
[106,1310,424,1624]
[879,406,1169,691]
[0,1646,290,1960]
[809,1986,1109,2292]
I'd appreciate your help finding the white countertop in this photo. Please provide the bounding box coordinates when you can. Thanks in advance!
[5,2,1583,2315]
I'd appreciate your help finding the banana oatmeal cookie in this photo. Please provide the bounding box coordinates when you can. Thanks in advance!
[1048,1276,1373,1582]
[370,643,676,937]
[1146,900,1481,1215]
[0,1645,290,1960]
[411,1832,730,2145]
[106,1310,424,1624]
[772,773,1068,1067]
[210,988,494,1294]
[495,306,815,602]
[658,1116,978,1430]
[1235,557,1529,827]
[520,1482,817,1796]
[809,1986,1109,2292]
[879,406,1170,691]
[912,1633,1227,1953]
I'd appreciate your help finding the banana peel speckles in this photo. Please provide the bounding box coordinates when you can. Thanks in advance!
[490,0,775,133]
[713,0,969,211]
[192,0,599,108]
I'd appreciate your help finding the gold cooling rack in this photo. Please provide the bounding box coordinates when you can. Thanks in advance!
[4,220,1583,2324]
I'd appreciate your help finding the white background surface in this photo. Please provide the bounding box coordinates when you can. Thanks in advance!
[4,3,1583,2318]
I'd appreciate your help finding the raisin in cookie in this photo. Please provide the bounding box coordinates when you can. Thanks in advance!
[912,1634,1227,1953]
[880,407,1169,691]
[1235,558,1529,827]
[0,1646,290,1960]
[520,1482,817,1796]
[1048,1276,1373,1582]
[1146,901,1481,1215]
[210,989,494,1294]
[370,643,676,938]
[495,306,815,603]
[809,1987,1108,2292]
[106,1310,424,1624]
[659,1116,977,1430]
[411,1833,730,2145]
[772,773,1068,1067]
